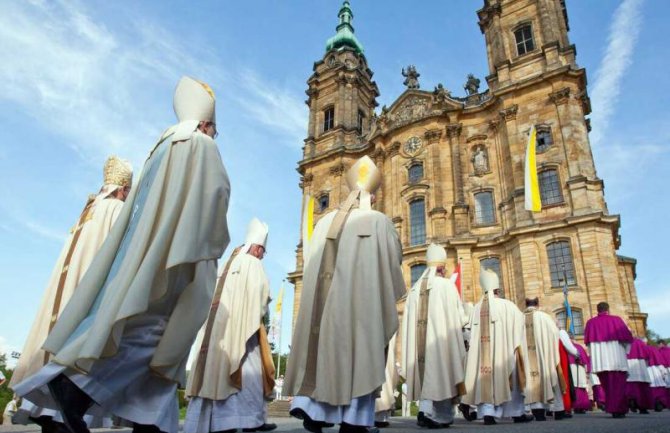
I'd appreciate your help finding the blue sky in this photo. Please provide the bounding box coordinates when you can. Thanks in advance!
[1,0,668,366]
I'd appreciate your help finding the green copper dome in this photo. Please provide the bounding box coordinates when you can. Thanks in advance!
[325,1,364,54]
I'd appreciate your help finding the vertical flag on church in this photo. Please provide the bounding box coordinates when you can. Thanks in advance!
[452,259,462,298]
[270,284,284,346]
[524,126,542,212]
[302,195,315,269]
[562,275,575,335]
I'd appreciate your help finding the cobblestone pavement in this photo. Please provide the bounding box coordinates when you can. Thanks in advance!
[2,411,670,433]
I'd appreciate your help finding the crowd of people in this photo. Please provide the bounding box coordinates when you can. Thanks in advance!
[3,77,670,433]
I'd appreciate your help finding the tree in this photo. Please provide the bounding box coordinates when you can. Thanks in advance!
[646,329,670,346]
[0,354,15,424]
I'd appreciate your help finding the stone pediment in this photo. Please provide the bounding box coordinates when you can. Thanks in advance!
[368,89,463,139]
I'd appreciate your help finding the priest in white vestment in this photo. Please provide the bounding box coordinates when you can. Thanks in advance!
[462,269,529,425]
[401,244,467,428]
[374,334,399,428]
[184,218,276,433]
[284,156,405,433]
[13,76,231,433]
[584,301,633,418]
[11,156,132,432]
[522,298,564,421]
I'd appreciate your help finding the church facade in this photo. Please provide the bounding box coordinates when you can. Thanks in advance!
[288,0,647,338]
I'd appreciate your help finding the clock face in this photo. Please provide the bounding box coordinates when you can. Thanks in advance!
[404,136,422,155]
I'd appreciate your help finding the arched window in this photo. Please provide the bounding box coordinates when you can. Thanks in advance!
[556,308,584,335]
[480,257,504,296]
[536,127,553,153]
[539,169,563,206]
[318,193,329,212]
[408,163,424,184]
[410,263,426,286]
[474,191,496,225]
[547,240,576,287]
[409,198,426,246]
[514,24,535,56]
[323,106,335,132]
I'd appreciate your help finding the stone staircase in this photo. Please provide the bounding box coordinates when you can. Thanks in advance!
[267,399,291,417]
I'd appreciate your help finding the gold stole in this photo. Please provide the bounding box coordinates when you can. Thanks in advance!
[524,311,543,402]
[298,191,358,396]
[190,248,240,395]
[416,277,430,388]
[44,195,96,365]
[479,296,494,402]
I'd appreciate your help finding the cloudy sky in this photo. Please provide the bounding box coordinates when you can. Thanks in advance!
[1,0,668,366]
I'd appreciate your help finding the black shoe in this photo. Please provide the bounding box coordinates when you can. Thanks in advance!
[574,409,586,414]
[374,421,389,428]
[339,423,368,433]
[640,408,650,414]
[47,374,93,433]
[290,408,328,433]
[483,416,496,425]
[132,424,164,433]
[512,414,533,423]
[612,413,626,419]
[242,423,278,432]
[564,412,573,418]
[417,412,426,427]
[29,416,70,433]
[421,415,451,429]
[458,404,473,422]
[554,410,566,420]
[531,409,546,421]
[655,401,664,412]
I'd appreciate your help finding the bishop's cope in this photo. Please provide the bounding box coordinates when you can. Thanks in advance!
[461,269,529,425]
[401,243,468,428]
[184,217,277,433]
[12,76,231,433]
[10,156,133,430]
[283,156,406,433]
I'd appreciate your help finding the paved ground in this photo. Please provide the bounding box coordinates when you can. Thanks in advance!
[2,412,670,433]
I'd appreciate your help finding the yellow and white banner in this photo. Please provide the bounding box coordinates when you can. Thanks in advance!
[524,126,542,212]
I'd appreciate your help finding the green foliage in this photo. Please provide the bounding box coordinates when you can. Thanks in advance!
[272,352,289,377]
[0,354,15,424]
[646,329,670,346]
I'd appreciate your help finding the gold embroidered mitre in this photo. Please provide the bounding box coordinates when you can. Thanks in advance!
[103,156,133,187]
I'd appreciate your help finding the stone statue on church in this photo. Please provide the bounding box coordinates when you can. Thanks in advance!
[433,83,451,106]
[402,65,420,89]
[472,146,489,174]
[464,73,481,95]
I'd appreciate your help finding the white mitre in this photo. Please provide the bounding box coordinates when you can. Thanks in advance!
[165,76,216,143]
[426,243,447,267]
[479,268,499,294]
[241,217,269,254]
[345,156,381,210]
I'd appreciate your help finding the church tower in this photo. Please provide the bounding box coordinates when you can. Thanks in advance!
[291,1,379,328]
[303,1,379,160]
[478,0,574,90]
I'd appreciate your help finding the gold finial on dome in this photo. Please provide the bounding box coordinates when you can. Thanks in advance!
[103,156,133,187]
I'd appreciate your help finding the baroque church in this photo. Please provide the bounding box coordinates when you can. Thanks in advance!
[288,0,647,339]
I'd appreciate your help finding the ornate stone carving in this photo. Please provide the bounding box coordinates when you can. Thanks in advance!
[432,83,451,106]
[477,2,502,31]
[301,173,314,188]
[446,123,462,138]
[499,105,518,121]
[549,87,571,105]
[464,74,481,95]
[488,118,501,131]
[402,65,420,89]
[371,147,386,163]
[329,163,345,176]
[388,141,402,157]
[471,144,490,175]
[424,129,442,142]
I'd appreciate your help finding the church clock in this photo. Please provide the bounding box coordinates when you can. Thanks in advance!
[404,136,423,155]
